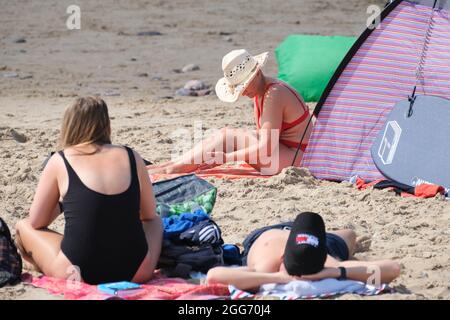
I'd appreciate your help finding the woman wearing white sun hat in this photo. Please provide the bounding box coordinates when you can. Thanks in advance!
[147,49,312,175]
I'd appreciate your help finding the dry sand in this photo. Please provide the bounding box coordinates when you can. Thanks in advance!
[1,0,449,300]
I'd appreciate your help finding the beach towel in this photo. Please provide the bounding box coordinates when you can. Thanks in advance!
[150,162,271,183]
[229,279,392,300]
[24,274,229,300]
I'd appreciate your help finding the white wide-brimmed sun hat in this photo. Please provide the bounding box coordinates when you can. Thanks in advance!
[215,49,269,103]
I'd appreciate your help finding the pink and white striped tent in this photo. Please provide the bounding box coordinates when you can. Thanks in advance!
[302,0,450,181]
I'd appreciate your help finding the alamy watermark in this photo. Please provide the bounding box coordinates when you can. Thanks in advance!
[367,5,382,30]
[168,121,281,175]
[66,5,81,30]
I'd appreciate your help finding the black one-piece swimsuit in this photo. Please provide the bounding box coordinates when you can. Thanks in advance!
[58,146,148,284]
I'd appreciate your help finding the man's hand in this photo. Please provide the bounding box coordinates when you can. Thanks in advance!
[274,271,301,283]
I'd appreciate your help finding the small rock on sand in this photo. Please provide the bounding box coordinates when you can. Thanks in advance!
[195,89,212,96]
[175,88,196,97]
[176,80,212,97]
[181,64,200,73]
[184,80,207,91]
[19,74,33,80]
[13,37,26,43]
[137,31,162,36]
[3,72,19,78]
[103,89,121,96]
[10,129,28,143]
[137,73,148,77]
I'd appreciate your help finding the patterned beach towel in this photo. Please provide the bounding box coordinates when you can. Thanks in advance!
[24,274,229,300]
[230,278,392,300]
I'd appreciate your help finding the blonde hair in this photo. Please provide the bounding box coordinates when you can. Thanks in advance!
[59,96,111,149]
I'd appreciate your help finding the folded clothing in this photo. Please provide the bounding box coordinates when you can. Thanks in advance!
[180,219,222,245]
[355,177,445,198]
[158,240,224,278]
[162,210,210,240]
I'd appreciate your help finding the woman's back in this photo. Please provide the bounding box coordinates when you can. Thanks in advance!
[58,145,148,284]
[58,145,135,197]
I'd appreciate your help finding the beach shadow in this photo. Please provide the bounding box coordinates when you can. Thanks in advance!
[391,284,412,295]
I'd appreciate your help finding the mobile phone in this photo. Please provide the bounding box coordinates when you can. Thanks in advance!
[97,281,144,297]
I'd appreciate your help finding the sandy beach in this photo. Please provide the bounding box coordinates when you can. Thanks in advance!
[1,0,449,300]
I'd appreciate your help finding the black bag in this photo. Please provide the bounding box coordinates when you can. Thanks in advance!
[158,240,224,278]
[0,217,22,287]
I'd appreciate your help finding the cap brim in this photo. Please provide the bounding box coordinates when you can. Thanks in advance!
[215,51,269,103]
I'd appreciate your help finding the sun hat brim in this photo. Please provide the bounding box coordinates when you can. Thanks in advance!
[215,52,269,103]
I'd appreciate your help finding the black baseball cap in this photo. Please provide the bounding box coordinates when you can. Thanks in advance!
[283,212,327,276]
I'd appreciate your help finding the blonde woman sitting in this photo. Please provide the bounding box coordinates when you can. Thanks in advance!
[16,97,163,284]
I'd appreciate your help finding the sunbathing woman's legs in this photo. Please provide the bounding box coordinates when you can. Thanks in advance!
[147,127,258,174]
[148,128,306,175]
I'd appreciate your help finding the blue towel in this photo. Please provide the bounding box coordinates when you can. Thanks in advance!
[162,209,209,239]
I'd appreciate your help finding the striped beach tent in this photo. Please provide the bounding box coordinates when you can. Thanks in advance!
[302,0,450,182]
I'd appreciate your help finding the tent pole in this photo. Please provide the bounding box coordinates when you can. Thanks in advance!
[291,114,314,167]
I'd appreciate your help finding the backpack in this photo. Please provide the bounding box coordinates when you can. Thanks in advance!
[0,217,22,287]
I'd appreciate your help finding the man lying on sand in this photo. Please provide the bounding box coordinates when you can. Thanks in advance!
[148,49,312,175]
[206,212,401,291]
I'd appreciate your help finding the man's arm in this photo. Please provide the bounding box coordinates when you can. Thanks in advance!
[206,267,295,292]
[302,260,401,284]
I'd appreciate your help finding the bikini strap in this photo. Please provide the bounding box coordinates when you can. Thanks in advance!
[255,83,280,128]
[256,82,307,129]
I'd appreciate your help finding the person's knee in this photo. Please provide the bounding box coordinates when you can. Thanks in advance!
[15,218,30,234]
[390,261,401,279]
